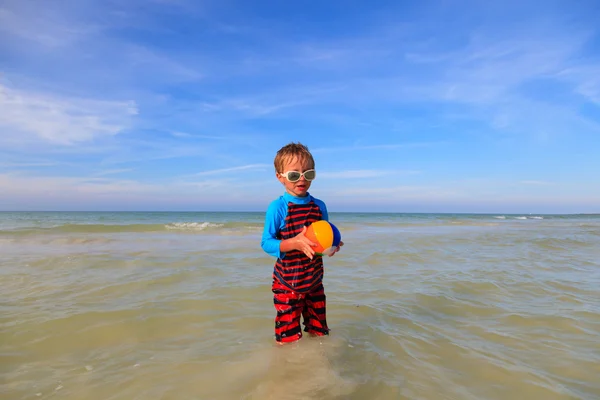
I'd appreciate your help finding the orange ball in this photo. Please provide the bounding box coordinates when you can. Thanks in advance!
[305,220,341,256]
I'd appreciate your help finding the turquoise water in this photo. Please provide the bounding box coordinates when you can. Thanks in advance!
[1,210,597,233]
[2,212,600,399]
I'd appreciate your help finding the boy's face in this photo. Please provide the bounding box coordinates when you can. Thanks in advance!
[277,156,314,197]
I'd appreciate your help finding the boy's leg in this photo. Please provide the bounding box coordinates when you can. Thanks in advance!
[272,278,304,343]
[302,284,329,336]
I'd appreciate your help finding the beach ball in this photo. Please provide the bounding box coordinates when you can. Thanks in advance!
[305,220,342,256]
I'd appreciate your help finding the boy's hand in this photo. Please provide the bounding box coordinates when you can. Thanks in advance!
[328,240,344,257]
[293,225,318,259]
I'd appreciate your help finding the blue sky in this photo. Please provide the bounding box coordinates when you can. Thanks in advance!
[1,0,599,213]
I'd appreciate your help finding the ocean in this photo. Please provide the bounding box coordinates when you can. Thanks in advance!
[1,211,599,400]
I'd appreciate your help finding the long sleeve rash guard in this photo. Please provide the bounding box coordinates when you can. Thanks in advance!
[261,192,329,259]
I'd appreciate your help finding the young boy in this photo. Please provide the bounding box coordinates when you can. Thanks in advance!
[261,142,343,344]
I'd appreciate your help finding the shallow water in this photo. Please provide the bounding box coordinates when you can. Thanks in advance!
[2,212,600,399]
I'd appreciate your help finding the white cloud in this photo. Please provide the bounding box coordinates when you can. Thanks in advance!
[0,161,58,168]
[0,171,268,210]
[0,173,154,196]
[125,45,204,82]
[199,97,312,117]
[0,83,137,145]
[318,169,420,179]
[312,142,444,153]
[0,172,214,201]
[520,180,555,186]
[91,169,135,177]
[191,164,271,176]
[556,66,600,105]
[330,184,455,199]
[397,33,587,105]
[170,131,225,139]
[0,5,95,47]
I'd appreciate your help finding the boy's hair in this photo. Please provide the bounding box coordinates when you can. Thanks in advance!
[274,142,315,173]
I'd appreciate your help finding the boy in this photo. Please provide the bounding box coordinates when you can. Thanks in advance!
[261,142,343,344]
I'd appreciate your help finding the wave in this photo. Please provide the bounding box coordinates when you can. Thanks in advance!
[0,221,263,235]
[166,222,224,230]
[493,215,544,220]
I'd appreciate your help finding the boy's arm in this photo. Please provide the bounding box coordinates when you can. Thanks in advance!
[261,201,284,259]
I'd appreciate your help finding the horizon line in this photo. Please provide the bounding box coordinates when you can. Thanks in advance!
[0,210,598,215]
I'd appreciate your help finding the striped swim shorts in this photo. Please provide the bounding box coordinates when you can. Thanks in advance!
[272,275,330,343]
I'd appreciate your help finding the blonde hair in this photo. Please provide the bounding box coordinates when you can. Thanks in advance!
[274,142,315,173]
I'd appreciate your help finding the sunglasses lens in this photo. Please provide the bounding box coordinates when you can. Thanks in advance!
[304,170,316,181]
[287,172,301,182]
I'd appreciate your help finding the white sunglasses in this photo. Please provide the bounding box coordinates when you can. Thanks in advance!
[280,169,316,182]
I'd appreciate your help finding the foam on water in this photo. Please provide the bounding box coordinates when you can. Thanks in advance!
[165,222,224,230]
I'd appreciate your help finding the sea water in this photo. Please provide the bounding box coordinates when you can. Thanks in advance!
[1,212,599,399]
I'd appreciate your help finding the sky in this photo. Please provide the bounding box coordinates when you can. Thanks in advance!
[1,0,599,213]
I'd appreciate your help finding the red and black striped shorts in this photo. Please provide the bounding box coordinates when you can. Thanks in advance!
[272,275,329,343]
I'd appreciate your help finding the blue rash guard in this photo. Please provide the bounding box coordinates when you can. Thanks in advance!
[261,192,329,259]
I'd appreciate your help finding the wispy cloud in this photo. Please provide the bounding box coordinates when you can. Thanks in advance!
[124,44,204,82]
[328,184,457,200]
[0,161,58,168]
[312,142,445,153]
[0,3,98,47]
[91,169,135,177]
[556,66,600,105]
[520,180,555,186]
[318,169,421,179]
[199,99,306,116]
[191,164,271,176]
[0,82,137,145]
[195,84,344,117]
[169,131,224,139]
[0,171,272,210]
[0,172,157,197]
